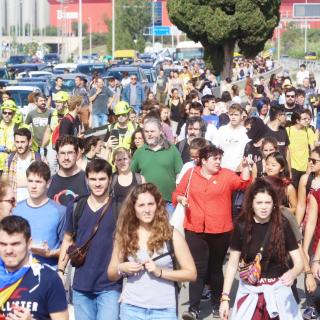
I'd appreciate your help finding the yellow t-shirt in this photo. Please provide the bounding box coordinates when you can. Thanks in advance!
[286,126,315,172]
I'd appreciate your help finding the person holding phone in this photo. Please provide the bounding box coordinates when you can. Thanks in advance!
[103,102,136,162]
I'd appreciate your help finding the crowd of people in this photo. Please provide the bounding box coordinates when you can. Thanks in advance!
[0,57,320,320]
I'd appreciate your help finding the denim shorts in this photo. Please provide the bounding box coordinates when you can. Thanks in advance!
[120,303,177,320]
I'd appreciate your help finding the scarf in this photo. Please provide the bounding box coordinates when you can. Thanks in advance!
[0,255,41,309]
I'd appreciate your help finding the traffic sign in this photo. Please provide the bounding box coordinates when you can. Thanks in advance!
[152,26,171,36]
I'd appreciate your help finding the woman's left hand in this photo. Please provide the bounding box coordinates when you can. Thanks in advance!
[280,270,295,286]
[144,259,161,277]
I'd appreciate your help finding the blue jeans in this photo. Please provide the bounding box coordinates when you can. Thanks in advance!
[92,113,108,128]
[120,303,177,320]
[131,105,141,114]
[73,289,120,320]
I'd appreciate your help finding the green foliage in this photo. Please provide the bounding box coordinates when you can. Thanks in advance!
[167,0,281,77]
[71,22,88,37]
[105,0,151,53]
[280,25,320,59]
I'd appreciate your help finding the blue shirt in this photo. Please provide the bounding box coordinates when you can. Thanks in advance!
[2,265,67,320]
[64,200,122,292]
[14,199,66,267]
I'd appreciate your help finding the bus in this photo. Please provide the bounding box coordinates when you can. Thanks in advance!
[175,41,204,60]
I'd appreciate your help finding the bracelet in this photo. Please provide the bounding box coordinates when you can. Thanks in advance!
[221,292,230,297]
[57,269,65,275]
[158,269,162,278]
[220,297,230,302]
[305,270,313,275]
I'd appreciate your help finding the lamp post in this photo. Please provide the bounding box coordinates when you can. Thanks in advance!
[304,0,308,53]
[152,0,155,52]
[88,17,92,61]
[78,0,82,61]
[112,0,115,58]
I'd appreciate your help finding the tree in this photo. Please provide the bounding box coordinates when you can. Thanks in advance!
[105,0,151,53]
[167,0,281,78]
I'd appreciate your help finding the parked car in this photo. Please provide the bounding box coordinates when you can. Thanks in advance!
[49,73,89,94]
[6,55,32,67]
[75,63,107,77]
[138,63,157,94]
[16,79,51,97]
[4,86,41,119]
[104,65,149,95]
[305,51,317,61]
[43,53,61,65]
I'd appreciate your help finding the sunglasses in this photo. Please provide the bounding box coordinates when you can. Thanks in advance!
[131,77,137,80]
[2,111,13,115]
[309,158,320,165]
[286,95,295,98]
[0,197,16,206]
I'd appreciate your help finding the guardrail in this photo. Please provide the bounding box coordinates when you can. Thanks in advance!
[212,64,283,98]
[281,57,320,72]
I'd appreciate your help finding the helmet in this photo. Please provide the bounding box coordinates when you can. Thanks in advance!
[114,101,131,115]
[1,99,17,112]
[53,91,69,102]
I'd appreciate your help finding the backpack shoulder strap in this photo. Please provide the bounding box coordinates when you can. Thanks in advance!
[306,172,316,194]
[134,172,142,185]
[7,153,16,170]
[109,173,118,197]
[72,194,90,236]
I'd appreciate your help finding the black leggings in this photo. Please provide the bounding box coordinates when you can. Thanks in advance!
[185,230,231,309]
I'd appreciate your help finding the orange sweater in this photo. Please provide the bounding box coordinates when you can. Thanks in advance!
[172,166,251,234]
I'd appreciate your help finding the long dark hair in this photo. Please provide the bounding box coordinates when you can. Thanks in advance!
[237,178,287,266]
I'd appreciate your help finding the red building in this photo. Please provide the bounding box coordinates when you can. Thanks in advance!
[48,0,320,35]
[48,0,171,33]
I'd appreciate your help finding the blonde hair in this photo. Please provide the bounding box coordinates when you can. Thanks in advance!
[68,95,82,111]
[112,147,132,164]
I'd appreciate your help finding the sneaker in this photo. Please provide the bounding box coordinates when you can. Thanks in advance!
[182,308,199,320]
[303,306,319,320]
[201,286,212,302]
[212,304,220,318]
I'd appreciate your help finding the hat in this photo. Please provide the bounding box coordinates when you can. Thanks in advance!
[53,91,69,102]
[282,79,292,89]
[1,99,17,112]
[114,101,131,115]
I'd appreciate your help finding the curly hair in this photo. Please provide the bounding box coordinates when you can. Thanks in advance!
[114,183,173,260]
[237,178,287,266]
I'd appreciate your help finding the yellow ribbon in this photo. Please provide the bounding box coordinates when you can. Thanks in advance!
[0,277,23,310]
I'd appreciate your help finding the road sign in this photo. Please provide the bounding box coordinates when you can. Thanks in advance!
[152,26,171,36]
[293,4,320,18]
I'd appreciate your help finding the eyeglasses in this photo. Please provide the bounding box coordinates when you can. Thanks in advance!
[286,95,295,98]
[2,111,13,115]
[0,198,16,206]
[308,158,320,165]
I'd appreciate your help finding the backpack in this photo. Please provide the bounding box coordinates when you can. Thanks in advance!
[239,69,245,77]
[52,114,75,146]
[7,152,41,170]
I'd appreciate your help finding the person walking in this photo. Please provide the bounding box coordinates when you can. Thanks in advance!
[108,183,196,320]
[219,178,303,320]
[173,144,251,319]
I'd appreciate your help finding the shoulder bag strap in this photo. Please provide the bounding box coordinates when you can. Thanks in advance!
[79,197,112,251]
[184,167,195,200]
[258,223,272,255]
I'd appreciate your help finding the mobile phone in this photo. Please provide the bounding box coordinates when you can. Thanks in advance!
[110,129,119,140]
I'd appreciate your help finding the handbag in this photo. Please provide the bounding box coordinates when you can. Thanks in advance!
[238,223,271,285]
[170,167,195,237]
[67,198,111,268]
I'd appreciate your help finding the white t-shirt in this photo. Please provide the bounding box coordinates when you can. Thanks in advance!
[296,70,309,86]
[176,160,196,185]
[178,123,217,143]
[16,155,33,202]
[212,124,249,171]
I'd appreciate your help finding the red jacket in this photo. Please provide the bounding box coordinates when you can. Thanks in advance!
[172,166,251,234]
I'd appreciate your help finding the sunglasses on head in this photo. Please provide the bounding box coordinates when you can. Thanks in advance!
[309,158,320,165]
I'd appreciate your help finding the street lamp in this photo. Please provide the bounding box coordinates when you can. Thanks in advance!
[112,0,115,58]
[152,0,155,53]
[88,17,92,61]
[78,0,83,61]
